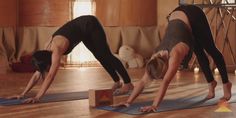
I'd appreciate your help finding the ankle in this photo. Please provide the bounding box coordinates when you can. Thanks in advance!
[112,81,122,89]
[223,82,232,85]
[115,81,121,84]
[114,81,122,85]
[211,80,217,83]
[123,83,134,89]
[124,82,132,85]
[209,80,217,86]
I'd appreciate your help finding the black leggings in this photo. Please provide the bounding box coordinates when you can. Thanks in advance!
[173,5,229,84]
[80,16,131,84]
[192,11,229,84]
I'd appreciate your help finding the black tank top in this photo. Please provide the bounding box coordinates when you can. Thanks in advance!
[172,5,208,40]
[155,5,206,56]
[155,19,193,53]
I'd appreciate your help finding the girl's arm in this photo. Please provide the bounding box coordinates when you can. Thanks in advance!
[21,71,42,96]
[126,72,151,104]
[24,49,62,103]
[113,72,152,107]
[152,53,181,107]
[140,48,187,112]
[6,71,42,99]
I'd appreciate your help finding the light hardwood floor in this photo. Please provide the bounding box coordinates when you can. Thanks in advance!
[0,67,235,118]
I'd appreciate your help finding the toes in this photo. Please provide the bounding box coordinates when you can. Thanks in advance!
[112,82,123,90]
[220,96,231,101]
[113,88,132,96]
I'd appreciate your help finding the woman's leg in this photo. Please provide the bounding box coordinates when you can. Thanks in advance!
[193,42,217,99]
[194,12,232,100]
[81,26,120,83]
[194,43,214,83]
[98,54,131,84]
[196,18,229,84]
[81,16,133,93]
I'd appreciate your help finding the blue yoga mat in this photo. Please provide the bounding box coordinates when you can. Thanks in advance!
[0,91,88,106]
[98,89,236,115]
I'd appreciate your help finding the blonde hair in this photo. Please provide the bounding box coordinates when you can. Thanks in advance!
[146,56,167,79]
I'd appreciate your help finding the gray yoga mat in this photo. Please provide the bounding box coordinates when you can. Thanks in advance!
[0,91,88,106]
[98,89,236,115]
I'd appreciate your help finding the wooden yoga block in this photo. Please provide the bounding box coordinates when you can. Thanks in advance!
[89,89,113,107]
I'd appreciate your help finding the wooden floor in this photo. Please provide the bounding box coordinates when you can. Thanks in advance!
[0,67,235,118]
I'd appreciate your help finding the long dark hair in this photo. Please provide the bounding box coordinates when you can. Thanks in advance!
[31,50,52,73]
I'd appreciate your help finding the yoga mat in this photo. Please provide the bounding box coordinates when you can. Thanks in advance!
[0,91,88,106]
[98,89,236,115]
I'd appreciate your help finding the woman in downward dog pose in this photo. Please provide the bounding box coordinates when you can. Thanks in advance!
[113,5,232,113]
[7,15,134,103]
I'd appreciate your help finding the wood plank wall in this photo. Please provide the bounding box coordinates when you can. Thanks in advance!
[95,0,157,26]
[19,0,70,26]
[0,0,17,27]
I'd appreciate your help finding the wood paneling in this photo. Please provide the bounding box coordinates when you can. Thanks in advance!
[0,0,17,27]
[95,0,157,26]
[138,0,157,26]
[19,0,70,26]
[95,0,120,26]
[120,0,139,26]
[120,0,157,26]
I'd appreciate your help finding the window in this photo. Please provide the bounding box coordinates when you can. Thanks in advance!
[179,0,236,4]
[73,0,94,16]
[67,0,98,66]
[222,0,236,9]
[222,0,236,4]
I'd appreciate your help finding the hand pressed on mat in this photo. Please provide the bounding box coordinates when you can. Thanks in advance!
[23,97,40,104]
[111,102,130,108]
[139,105,157,113]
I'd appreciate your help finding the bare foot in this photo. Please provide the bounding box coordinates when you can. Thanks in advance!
[121,83,134,92]
[113,83,134,95]
[111,81,122,91]
[205,80,217,100]
[220,82,232,101]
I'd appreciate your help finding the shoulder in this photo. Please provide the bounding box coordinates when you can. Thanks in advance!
[170,42,189,57]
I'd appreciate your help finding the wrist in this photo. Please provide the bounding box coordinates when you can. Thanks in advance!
[34,96,40,101]
[126,100,132,105]
[35,94,42,100]
[124,102,130,107]
[20,93,25,97]
[152,103,158,108]
[126,100,132,104]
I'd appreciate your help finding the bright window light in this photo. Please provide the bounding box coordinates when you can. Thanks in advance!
[222,0,236,4]
[68,0,97,64]
[73,0,92,18]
